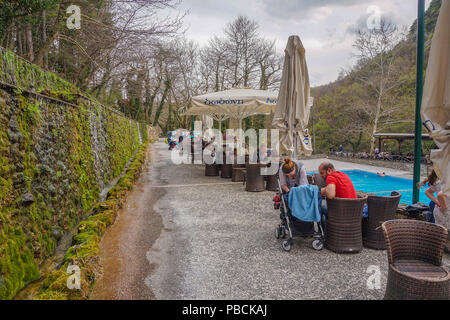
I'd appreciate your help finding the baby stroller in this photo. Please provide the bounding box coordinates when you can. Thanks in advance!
[273,178,325,252]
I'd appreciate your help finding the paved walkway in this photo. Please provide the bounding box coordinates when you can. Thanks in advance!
[91,142,449,300]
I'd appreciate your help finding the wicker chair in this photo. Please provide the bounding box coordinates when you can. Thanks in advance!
[232,166,245,182]
[325,196,367,253]
[245,163,265,192]
[312,173,326,189]
[362,192,402,250]
[220,151,233,178]
[382,219,450,300]
[265,162,280,191]
[220,164,232,178]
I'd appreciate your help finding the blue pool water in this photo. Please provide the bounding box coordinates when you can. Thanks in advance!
[308,170,428,204]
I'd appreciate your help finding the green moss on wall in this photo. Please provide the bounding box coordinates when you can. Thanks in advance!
[35,141,149,300]
[0,52,149,299]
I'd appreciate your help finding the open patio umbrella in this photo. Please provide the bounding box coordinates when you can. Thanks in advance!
[272,35,313,157]
[421,0,450,215]
[183,88,278,130]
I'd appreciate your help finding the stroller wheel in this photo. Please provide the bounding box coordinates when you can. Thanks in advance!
[275,227,281,239]
[281,227,288,239]
[312,239,324,251]
[282,240,292,252]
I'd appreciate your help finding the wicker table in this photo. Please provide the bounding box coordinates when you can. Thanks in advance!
[205,163,219,176]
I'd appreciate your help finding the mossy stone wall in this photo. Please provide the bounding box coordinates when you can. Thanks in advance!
[0,88,148,299]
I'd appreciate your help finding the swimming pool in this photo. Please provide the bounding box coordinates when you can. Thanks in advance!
[308,170,428,204]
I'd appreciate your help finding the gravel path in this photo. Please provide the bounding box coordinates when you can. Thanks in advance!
[91,141,450,300]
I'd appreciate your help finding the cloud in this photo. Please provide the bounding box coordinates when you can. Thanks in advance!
[161,0,432,86]
[345,10,405,36]
[259,0,372,19]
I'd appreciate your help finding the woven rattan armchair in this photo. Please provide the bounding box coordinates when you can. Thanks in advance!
[245,163,265,192]
[362,192,402,250]
[312,173,326,189]
[382,219,450,300]
[265,162,280,191]
[325,196,367,253]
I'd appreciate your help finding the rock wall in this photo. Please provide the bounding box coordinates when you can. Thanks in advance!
[0,86,148,299]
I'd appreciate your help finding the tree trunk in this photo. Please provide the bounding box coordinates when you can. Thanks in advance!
[145,86,160,124]
[370,91,383,153]
[215,62,220,92]
[16,28,23,56]
[35,3,64,67]
[259,63,267,90]
[25,22,34,62]
[42,10,48,68]
[5,25,15,49]
[164,93,172,133]
[153,79,171,127]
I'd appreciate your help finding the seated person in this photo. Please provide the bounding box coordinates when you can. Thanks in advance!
[419,170,441,223]
[279,157,308,205]
[318,162,357,217]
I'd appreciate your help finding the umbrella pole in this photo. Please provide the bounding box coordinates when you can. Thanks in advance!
[191,115,195,164]
[294,132,297,159]
[413,0,425,204]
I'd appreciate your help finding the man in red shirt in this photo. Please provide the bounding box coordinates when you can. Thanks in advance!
[319,162,357,199]
[318,162,357,216]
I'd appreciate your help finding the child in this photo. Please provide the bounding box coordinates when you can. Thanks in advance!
[419,170,442,223]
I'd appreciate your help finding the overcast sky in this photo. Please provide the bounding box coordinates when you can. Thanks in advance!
[163,0,432,87]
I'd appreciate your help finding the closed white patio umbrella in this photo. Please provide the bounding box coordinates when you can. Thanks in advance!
[272,35,313,157]
[421,0,450,228]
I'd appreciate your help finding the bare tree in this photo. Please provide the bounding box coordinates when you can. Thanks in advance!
[200,36,229,92]
[353,18,407,152]
[256,39,282,90]
[223,15,261,88]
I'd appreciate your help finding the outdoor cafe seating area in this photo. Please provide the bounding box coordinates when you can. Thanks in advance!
[193,141,450,300]
[178,3,450,299]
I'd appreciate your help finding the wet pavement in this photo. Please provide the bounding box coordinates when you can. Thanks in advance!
[91,141,450,300]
